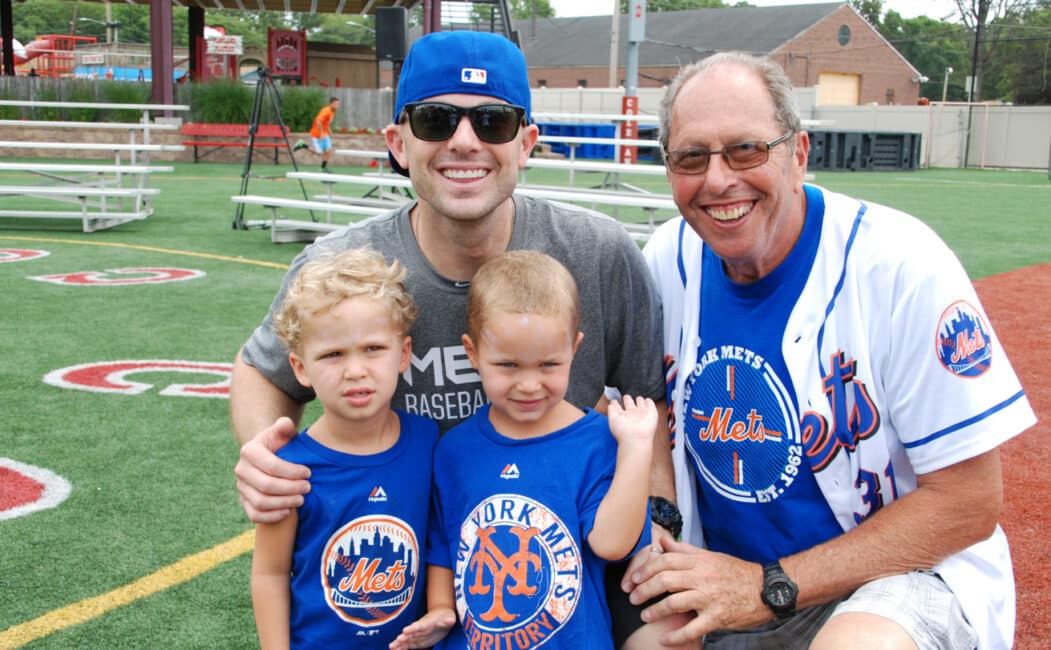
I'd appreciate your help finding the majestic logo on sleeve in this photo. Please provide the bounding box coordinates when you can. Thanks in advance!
[682,346,803,503]
[936,301,992,378]
[455,494,581,649]
[321,516,419,627]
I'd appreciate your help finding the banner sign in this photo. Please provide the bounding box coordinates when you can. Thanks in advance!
[268,29,306,81]
[620,95,639,164]
[207,35,243,56]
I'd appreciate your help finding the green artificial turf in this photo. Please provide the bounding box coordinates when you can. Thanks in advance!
[0,160,1047,647]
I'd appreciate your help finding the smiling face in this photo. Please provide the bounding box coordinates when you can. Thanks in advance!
[289,295,411,437]
[386,93,539,224]
[664,63,810,283]
[463,309,583,438]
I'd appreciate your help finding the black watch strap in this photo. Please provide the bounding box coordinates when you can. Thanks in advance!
[760,560,798,620]
[648,496,683,539]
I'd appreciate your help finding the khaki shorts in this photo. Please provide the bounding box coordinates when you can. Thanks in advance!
[703,570,976,650]
[832,570,978,650]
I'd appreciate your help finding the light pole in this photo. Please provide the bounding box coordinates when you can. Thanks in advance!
[78,17,122,44]
[941,66,953,102]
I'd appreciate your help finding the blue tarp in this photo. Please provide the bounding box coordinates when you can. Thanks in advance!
[74,66,188,82]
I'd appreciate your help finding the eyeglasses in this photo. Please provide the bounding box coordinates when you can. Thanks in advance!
[400,102,527,144]
[663,130,795,175]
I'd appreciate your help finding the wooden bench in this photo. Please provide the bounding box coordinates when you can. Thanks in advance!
[231,195,389,243]
[0,186,160,232]
[182,123,291,163]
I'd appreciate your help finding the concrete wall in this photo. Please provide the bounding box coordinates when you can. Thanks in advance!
[810,103,1051,170]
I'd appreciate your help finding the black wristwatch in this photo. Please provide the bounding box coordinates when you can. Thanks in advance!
[760,560,798,619]
[648,496,683,539]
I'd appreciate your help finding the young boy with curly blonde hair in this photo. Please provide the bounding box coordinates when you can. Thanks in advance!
[251,247,437,649]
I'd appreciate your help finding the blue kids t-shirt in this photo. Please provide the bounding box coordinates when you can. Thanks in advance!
[429,406,651,649]
[277,410,438,649]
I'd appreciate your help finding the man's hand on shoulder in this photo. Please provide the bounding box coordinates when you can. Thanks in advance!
[234,417,311,524]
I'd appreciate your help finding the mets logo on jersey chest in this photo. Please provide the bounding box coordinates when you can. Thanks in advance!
[455,494,581,649]
[683,345,803,504]
[320,515,419,628]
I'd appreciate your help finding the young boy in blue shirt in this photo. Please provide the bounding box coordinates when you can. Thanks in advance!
[390,251,655,649]
[251,247,438,649]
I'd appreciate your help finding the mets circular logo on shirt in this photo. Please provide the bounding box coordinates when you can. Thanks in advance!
[683,346,804,504]
[936,300,993,378]
[320,515,419,626]
[455,493,581,648]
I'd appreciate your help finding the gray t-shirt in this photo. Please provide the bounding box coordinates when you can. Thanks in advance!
[241,193,665,432]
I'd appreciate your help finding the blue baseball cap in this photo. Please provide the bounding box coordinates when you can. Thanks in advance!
[388,31,532,176]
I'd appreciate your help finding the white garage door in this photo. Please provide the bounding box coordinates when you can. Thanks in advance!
[818,73,860,105]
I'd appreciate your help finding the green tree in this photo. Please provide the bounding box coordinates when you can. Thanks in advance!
[980,1,1051,103]
[9,0,186,47]
[850,0,884,26]
[10,0,81,43]
[317,15,377,46]
[512,0,555,19]
[881,11,972,100]
[618,0,728,12]
[208,10,302,51]
[951,0,1030,100]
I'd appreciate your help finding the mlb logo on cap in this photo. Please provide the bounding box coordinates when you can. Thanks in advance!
[461,68,487,85]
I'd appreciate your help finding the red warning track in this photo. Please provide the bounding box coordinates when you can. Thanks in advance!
[974,263,1051,649]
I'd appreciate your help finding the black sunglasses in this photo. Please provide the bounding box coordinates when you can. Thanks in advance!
[400,102,527,145]
[663,130,795,175]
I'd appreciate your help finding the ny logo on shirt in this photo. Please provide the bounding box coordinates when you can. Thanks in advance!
[468,526,542,623]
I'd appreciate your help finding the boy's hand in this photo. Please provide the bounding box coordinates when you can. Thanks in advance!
[388,608,456,649]
[607,395,658,448]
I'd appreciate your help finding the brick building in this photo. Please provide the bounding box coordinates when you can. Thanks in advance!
[519,2,923,106]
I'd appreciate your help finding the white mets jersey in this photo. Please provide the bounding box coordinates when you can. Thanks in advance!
[644,184,1036,649]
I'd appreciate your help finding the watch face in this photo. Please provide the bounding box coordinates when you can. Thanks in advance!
[767,582,794,607]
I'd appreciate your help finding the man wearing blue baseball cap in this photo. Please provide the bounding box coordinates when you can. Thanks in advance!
[230,31,685,649]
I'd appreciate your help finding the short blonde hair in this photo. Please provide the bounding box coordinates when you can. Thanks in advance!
[466,250,579,341]
[274,247,418,353]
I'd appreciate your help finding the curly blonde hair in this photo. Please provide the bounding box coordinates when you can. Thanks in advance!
[274,247,418,353]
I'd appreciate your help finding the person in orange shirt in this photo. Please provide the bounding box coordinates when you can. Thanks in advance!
[294,96,340,172]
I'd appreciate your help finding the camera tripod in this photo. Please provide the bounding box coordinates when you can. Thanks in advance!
[232,67,314,229]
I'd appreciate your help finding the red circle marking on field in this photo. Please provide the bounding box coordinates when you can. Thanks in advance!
[0,248,50,263]
[0,458,72,521]
[27,267,205,286]
[0,466,45,510]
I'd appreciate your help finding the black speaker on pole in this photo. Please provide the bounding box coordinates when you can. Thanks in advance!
[375,7,408,62]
